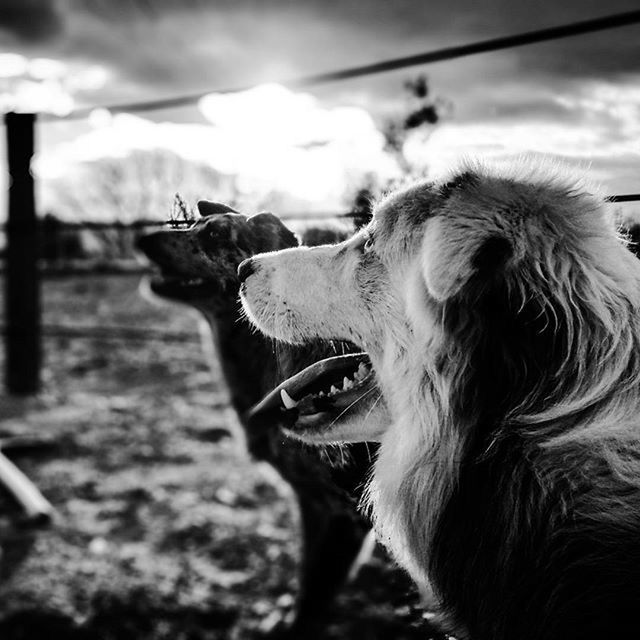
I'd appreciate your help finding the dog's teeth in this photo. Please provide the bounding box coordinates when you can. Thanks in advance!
[329,385,339,395]
[280,389,299,409]
[343,376,353,390]
[353,364,368,382]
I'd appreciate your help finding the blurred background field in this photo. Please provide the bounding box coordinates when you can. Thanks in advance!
[0,273,299,639]
[0,274,433,640]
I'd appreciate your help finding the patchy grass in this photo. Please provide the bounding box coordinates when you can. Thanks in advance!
[0,275,442,639]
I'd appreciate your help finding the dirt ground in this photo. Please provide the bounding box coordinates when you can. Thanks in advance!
[0,274,446,639]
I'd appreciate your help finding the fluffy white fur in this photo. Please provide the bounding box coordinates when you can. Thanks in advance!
[240,160,640,640]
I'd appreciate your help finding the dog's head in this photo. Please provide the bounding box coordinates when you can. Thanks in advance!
[138,201,298,307]
[241,162,640,442]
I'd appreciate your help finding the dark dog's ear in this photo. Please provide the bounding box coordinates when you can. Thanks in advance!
[197,200,239,216]
[422,217,512,301]
[248,212,299,250]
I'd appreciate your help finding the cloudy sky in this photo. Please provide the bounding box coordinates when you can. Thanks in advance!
[1,0,639,218]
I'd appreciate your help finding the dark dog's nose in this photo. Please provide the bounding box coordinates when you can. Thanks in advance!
[136,232,155,257]
[238,258,256,283]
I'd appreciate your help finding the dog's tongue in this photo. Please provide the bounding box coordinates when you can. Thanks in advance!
[250,353,370,418]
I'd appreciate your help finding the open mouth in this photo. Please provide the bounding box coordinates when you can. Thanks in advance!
[250,353,379,436]
[148,272,216,299]
[137,230,220,300]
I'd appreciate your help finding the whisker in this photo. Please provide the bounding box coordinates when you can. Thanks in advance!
[363,393,383,424]
[329,385,378,427]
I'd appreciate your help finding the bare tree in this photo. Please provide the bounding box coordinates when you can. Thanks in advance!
[345,75,450,224]
[47,148,236,223]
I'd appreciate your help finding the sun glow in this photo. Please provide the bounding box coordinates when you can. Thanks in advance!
[0,53,110,117]
[29,78,640,221]
[37,83,400,215]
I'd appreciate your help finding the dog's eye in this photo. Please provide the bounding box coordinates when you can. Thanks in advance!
[363,236,375,253]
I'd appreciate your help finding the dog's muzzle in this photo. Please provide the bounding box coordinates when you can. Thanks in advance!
[238,258,256,283]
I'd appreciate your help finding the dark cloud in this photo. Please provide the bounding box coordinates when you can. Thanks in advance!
[0,0,63,41]
[520,39,640,79]
[1,0,639,116]
[477,95,576,123]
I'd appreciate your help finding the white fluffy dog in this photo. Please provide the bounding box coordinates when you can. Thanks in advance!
[239,162,640,640]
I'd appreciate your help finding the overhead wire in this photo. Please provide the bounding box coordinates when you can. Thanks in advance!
[42,10,640,122]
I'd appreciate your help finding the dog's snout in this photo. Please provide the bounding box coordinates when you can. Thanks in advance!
[136,233,148,253]
[238,258,256,283]
[136,232,156,257]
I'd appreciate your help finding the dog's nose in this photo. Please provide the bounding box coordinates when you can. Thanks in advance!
[136,232,154,257]
[238,258,256,283]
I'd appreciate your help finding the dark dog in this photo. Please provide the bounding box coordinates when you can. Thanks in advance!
[137,203,380,633]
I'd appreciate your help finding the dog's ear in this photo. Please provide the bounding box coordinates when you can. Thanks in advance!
[197,200,239,216]
[422,218,512,301]
[248,212,299,250]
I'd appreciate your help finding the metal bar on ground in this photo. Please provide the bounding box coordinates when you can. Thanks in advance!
[4,112,41,395]
[0,450,53,523]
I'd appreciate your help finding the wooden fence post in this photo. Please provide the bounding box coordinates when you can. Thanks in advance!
[4,112,40,395]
